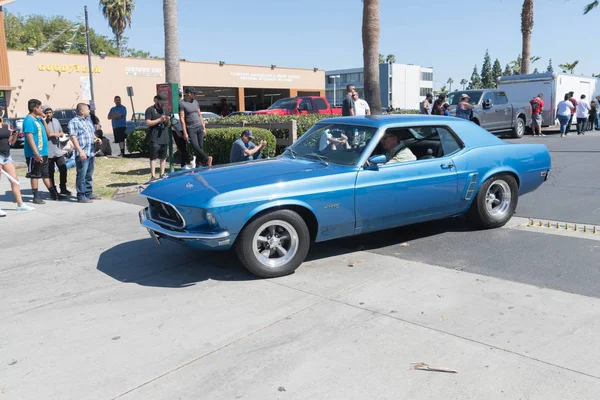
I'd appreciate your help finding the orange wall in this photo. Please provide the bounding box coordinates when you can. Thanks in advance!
[7,51,324,130]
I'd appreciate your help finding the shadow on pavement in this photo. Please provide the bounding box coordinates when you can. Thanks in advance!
[97,238,258,288]
[98,217,475,287]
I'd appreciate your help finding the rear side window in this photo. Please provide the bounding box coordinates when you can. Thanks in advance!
[314,98,328,110]
[495,92,508,105]
[437,127,462,156]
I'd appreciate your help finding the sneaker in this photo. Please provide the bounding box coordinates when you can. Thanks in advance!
[0,208,6,217]
[32,198,46,205]
[182,165,191,170]
[160,174,168,179]
[16,204,35,211]
[539,133,545,136]
[88,194,102,200]
[77,197,93,203]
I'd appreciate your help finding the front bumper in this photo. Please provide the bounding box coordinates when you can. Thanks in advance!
[139,207,233,249]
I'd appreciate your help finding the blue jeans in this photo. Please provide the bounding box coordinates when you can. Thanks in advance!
[75,156,95,199]
[596,114,600,130]
[65,152,76,169]
[558,114,570,134]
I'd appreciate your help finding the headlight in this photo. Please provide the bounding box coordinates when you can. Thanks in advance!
[205,211,216,226]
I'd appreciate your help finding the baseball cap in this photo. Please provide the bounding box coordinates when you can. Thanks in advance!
[460,93,470,99]
[242,129,253,138]
[426,92,433,97]
[184,87,196,94]
[42,105,52,112]
[155,93,167,101]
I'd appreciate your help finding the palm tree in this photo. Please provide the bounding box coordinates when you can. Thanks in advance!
[362,0,382,114]
[460,79,468,90]
[558,61,579,74]
[584,1,598,13]
[385,54,396,64]
[447,78,454,92]
[163,0,180,84]
[520,0,534,75]
[98,0,135,57]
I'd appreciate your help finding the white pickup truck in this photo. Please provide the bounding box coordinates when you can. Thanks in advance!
[448,90,530,138]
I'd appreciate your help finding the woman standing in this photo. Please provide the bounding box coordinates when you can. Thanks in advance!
[556,94,574,138]
[455,94,475,120]
[0,117,35,216]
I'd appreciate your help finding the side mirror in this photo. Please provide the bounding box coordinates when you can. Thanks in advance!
[366,154,387,168]
[483,99,493,109]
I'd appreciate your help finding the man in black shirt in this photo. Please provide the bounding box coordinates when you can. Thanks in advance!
[342,84,356,116]
[145,94,171,180]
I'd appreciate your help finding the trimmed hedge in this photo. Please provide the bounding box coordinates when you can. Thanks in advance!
[125,127,276,165]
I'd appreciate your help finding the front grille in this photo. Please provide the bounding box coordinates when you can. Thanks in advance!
[148,199,184,228]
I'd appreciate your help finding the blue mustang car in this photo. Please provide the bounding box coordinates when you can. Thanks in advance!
[139,115,551,278]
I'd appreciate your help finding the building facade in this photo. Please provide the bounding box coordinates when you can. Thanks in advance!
[0,50,325,131]
[325,63,433,110]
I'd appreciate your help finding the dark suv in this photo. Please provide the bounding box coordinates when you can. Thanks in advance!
[52,109,77,134]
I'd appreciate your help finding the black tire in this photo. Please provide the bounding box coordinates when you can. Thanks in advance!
[466,174,518,229]
[511,117,525,138]
[235,209,310,278]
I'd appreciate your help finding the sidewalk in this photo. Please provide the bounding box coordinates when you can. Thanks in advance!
[1,181,600,399]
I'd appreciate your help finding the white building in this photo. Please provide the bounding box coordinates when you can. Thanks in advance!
[325,63,433,110]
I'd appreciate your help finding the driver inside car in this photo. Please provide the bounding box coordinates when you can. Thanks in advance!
[379,131,417,164]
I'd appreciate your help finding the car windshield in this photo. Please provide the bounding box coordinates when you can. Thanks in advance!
[287,123,378,166]
[268,98,297,110]
[448,91,482,105]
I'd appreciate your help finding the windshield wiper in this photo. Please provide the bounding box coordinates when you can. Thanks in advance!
[302,153,329,166]
[285,147,297,159]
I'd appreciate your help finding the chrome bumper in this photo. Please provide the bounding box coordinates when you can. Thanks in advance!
[138,207,230,246]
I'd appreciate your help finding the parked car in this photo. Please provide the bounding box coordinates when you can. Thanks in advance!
[227,111,253,117]
[201,112,221,120]
[253,96,343,115]
[52,109,77,134]
[5,118,24,148]
[498,72,600,127]
[447,90,529,138]
[138,115,551,278]
[125,112,146,134]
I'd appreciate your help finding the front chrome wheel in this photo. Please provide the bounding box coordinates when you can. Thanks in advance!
[252,219,299,269]
[485,180,512,218]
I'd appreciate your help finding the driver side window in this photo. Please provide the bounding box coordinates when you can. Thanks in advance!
[299,99,313,111]
[483,92,495,105]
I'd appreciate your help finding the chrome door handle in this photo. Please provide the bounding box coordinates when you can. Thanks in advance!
[440,163,454,170]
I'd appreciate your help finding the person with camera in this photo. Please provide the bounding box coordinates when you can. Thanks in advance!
[146,94,171,181]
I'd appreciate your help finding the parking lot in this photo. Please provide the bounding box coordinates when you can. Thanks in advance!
[2,129,600,399]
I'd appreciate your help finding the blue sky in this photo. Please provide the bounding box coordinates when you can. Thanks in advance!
[5,0,599,89]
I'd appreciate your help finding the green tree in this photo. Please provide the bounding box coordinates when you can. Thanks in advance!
[520,0,534,74]
[510,55,522,75]
[492,59,503,85]
[468,65,481,89]
[533,67,539,74]
[459,79,468,90]
[99,0,135,57]
[558,61,579,74]
[362,0,382,114]
[503,64,512,76]
[547,58,554,73]
[584,1,598,13]
[439,85,448,94]
[446,77,454,92]
[481,49,493,88]
[378,53,385,64]
[385,54,396,64]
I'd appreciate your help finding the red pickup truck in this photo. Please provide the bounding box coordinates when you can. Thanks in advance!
[253,96,342,115]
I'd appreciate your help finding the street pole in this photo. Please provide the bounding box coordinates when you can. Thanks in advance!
[331,75,340,106]
[84,6,95,110]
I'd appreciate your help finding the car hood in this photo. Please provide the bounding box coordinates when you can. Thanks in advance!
[140,157,334,206]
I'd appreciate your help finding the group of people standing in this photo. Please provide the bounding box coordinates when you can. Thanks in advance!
[420,92,453,116]
[555,91,599,138]
[342,84,371,116]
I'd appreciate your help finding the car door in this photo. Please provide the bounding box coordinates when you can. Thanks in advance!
[480,91,499,131]
[354,126,462,233]
[298,98,313,115]
[493,91,512,130]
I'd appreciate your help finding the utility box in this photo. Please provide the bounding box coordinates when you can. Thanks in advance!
[156,83,180,115]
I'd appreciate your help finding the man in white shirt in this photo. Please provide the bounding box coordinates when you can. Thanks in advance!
[352,92,371,116]
[576,94,591,135]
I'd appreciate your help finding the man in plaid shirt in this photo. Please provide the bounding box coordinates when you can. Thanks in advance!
[69,103,101,203]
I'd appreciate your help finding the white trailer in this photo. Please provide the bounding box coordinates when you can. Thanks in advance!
[498,72,599,126]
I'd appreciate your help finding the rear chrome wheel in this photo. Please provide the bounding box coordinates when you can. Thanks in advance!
[466,174,518,229]
[236,209,310,278]
[512,117,525,138]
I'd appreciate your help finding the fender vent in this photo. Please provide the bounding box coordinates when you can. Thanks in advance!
[464,173,478,201]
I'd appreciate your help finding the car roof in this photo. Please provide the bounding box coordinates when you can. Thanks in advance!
[316,114,504,148]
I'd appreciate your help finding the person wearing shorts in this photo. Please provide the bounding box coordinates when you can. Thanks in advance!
[145,94,171,181]
[23,99,58,204]
[108,95,127,156]
[0,116,35,216]
[530,93,545,136]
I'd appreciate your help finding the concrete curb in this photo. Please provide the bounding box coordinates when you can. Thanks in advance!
[111,184,148,199]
